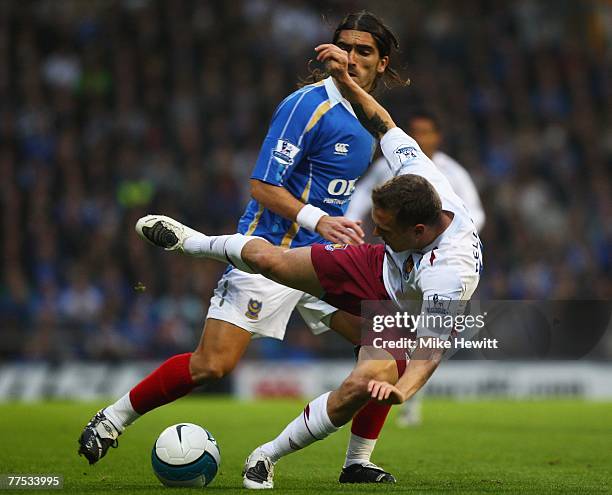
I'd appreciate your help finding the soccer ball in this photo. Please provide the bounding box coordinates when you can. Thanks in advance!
[151,423,220,487]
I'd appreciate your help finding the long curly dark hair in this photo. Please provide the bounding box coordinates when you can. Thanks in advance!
[300,10,408,92]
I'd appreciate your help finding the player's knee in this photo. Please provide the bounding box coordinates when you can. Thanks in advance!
[369,360,398,382]
[354,359,398,383]
[249,249,283,279]
[189,352,234,384]
[339,373,372,405]
[340,362,397,403]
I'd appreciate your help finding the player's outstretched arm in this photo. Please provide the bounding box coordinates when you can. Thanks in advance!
[367,345,444,405]
[251,180,365,246]
[315,44,397,139]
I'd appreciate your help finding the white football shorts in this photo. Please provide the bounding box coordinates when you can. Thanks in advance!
[206,267,337,340]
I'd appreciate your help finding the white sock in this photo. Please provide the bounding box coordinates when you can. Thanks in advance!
[259,392,339,463]
[103,393,140,433]
[183,233,261,273]
[182,233,230,261]
[344,433,377,467]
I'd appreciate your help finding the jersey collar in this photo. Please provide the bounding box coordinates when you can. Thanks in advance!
[324,77,356,118]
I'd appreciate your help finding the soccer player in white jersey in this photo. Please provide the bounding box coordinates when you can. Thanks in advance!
[346,111,485,426]
[128,42,483,488]
[79,11,405,485]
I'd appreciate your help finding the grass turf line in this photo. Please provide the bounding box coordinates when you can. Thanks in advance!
[0,398,610,494]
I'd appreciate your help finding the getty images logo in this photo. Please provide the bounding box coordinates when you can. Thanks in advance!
[334,142,349,156]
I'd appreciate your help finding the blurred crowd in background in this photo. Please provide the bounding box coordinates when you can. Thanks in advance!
[1,0,610,361]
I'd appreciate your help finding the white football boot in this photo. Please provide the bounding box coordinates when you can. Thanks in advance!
[135,215,199,252]
[242,448,275,489]
[78,409,121,465]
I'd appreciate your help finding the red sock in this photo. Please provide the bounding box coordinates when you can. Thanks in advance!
[351,400,391,439]
[129,353,195,415]
[350,359,407,439]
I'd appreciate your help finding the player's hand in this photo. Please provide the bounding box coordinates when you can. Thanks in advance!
[316,216,365,245]
[367,379,406,405]
[314,44,352,84]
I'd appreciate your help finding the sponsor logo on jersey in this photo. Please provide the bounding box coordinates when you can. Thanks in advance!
[394,145,419,166]
[323,197,349,205]
[334,142,349,155]
[325,243,348,251]
[426,294,452,314]
[272,139,300,166]
[327,178,357,196]
[245,298,263,319]
[402,255,414,280]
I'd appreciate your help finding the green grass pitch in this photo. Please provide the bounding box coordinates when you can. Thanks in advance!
[0,398,611,494]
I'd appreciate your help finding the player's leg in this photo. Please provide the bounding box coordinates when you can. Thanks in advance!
[298,303,398,480]
[333,349,402,483]
[135,214,324,297]
[246,241,395,485]
[327,310,362,344]
[243,351,399,489]
[327,309,398,481]
[114,317,251,423]
[78,318,250,465]
[328,352,399,424]
[241,242,323,297]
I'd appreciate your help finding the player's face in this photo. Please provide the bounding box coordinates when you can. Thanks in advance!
[408,118,441,159]
[335,30,389,92]
[372,206,420,252]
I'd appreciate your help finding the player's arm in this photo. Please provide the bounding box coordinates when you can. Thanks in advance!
[368,345,444,405]
[369,273,466,405]
[250,179,364,245]
[250,87,364,245]
[317,43,445,185]
[315,43,397,139]
[316,44,432,179]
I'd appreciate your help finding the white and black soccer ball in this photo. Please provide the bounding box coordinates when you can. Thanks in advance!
[151,423,220,487]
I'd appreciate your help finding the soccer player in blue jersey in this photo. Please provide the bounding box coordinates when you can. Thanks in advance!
[79,11,405,484]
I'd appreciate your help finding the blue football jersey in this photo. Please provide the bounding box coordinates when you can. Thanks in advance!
[237,77,375,248]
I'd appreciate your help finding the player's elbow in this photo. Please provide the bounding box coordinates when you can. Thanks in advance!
[249,179,268,202]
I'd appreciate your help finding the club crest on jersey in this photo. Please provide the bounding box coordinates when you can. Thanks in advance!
[325,243,348,251]
[334,142,349,156]
[394,146,418,167]
[245,299,263,320]
[272,139,300,166]
[426,293,452,314]
[403,255,414,280]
